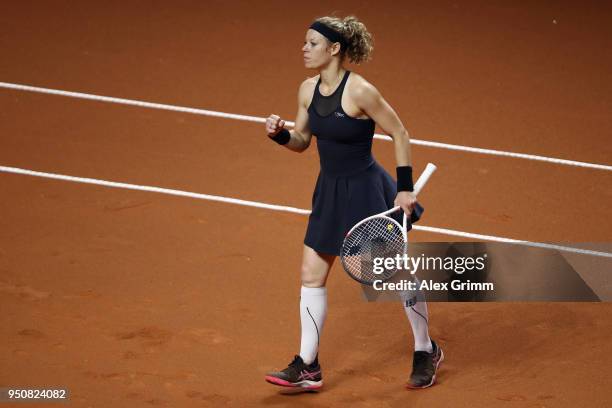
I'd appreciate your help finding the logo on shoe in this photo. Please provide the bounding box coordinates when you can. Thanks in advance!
[299,370,321,380]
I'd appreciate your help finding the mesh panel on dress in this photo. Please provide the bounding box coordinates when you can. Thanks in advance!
[312,84,343,117]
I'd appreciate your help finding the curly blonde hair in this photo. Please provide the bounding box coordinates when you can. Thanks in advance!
[313,15,374,64]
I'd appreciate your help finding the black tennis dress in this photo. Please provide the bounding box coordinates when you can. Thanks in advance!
[304,70,423,255]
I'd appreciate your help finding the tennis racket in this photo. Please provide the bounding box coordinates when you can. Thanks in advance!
[340,163,437,285]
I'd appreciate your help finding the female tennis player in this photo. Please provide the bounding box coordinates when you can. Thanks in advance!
[264,15,443,390]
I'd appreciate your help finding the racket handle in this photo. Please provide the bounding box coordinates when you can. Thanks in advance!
[413,163,437,195]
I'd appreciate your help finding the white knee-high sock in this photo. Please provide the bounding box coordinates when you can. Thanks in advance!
[404,298,433,353]
[299,286,327,365]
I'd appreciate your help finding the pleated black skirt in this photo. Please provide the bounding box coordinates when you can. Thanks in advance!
[304,162,423,256]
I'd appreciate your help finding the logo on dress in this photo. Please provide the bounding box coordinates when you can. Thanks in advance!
[334,111,345,118]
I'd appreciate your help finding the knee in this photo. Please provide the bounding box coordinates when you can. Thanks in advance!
[301,263,326,288]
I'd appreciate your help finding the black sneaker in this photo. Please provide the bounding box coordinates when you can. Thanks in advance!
[265,355,323,390]
[406,340,444,389]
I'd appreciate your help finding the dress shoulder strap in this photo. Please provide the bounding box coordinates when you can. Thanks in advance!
[336,70,351,95]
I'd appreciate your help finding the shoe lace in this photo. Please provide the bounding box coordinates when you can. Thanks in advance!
[288,355,303,368]
[413,351,430,370]
[279,355,305,377]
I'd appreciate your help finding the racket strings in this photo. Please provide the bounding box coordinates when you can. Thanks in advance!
[341,216,406,284]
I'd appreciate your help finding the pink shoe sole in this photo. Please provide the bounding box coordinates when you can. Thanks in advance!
[265,375,323,390]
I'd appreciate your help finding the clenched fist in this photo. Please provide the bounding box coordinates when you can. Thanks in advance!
[265,114,286,137]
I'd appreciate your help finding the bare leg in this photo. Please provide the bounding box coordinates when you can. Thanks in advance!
[300,245,335,287]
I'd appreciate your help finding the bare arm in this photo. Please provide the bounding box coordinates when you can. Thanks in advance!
[265,80,313,153]
[353,80,417,213]
[353,82,412,167]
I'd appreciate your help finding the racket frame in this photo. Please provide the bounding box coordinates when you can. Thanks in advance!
[340,214,406,285]
[340,163,437,285]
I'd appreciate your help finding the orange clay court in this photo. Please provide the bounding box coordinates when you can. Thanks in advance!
[1,1,611,407]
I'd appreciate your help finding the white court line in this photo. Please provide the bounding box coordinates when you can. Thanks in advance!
[2,81,611,172]
[1,165,611,259]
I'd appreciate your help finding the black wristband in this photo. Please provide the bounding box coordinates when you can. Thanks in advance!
[396,166,414,192]
[268,128,291,145]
